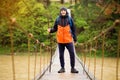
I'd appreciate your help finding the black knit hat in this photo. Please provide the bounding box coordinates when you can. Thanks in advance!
[60,7,67,12]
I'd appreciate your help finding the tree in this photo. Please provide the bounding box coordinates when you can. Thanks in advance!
[75,0,77,4]
[46,0,50,6]
[61,0,64,4]
[0,0,50,48]
[0,0,20,19]
[70,0,72,4]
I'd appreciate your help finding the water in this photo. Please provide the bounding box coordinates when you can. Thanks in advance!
[0,55,49,80]
[85,57,120,80]
[0,55,119,80]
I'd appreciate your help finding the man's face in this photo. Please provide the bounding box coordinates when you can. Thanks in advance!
[61,10,67,16]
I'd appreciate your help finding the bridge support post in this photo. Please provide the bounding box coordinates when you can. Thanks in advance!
[114,19,120,80]
[9,19,16,80]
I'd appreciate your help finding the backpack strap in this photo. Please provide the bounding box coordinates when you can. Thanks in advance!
[56,16,60,25]
[68,16,72,28]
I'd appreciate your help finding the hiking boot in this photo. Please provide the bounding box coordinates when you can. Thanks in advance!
[58,68,65,73]
[71,68,79,73]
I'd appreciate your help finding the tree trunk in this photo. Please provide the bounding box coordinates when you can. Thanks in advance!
[75,0,77,4]
[84,0,88,7]
[61,0,64,4]
[79,0,81,3]
[70,0,72,4]
[46,0,50,6]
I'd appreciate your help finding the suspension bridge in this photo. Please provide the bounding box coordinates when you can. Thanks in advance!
[0,1,120,80]
[39,48,92,80]
[0,17,119,80]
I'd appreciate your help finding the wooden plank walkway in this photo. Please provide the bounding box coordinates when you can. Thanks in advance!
[39,48,90,80]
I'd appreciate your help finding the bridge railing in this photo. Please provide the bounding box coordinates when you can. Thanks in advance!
[8,18,56,80]
[76,19,120,80]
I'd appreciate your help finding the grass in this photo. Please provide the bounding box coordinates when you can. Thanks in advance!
[76,49,117,58]
[0,46,52,57]
[0,46,10,55]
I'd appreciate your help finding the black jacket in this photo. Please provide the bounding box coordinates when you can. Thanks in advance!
[50,15,77,42]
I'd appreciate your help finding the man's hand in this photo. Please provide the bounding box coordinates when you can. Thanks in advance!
[47,28,51,33]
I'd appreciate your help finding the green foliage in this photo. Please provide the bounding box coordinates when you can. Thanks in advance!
[75,18,89,28]
[77,32,89,43]
[95,49,117,57]
[0,0,118,58]
[0,0,20,18]
[74,1,118,57]
[0,0,70,54]
[0,46,10,55]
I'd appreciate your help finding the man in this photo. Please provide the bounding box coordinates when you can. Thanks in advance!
[48,7,78,73]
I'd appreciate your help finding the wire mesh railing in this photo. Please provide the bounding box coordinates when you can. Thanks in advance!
[76,19,120,80]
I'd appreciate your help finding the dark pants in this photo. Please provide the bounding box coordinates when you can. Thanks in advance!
[58,42,75,68]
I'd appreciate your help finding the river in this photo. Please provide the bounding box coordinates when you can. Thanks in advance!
[0,55,119,80]
[0,55,49,80]
[85,57,120,80]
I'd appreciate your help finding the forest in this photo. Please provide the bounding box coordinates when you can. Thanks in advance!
[0,0,120,57]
